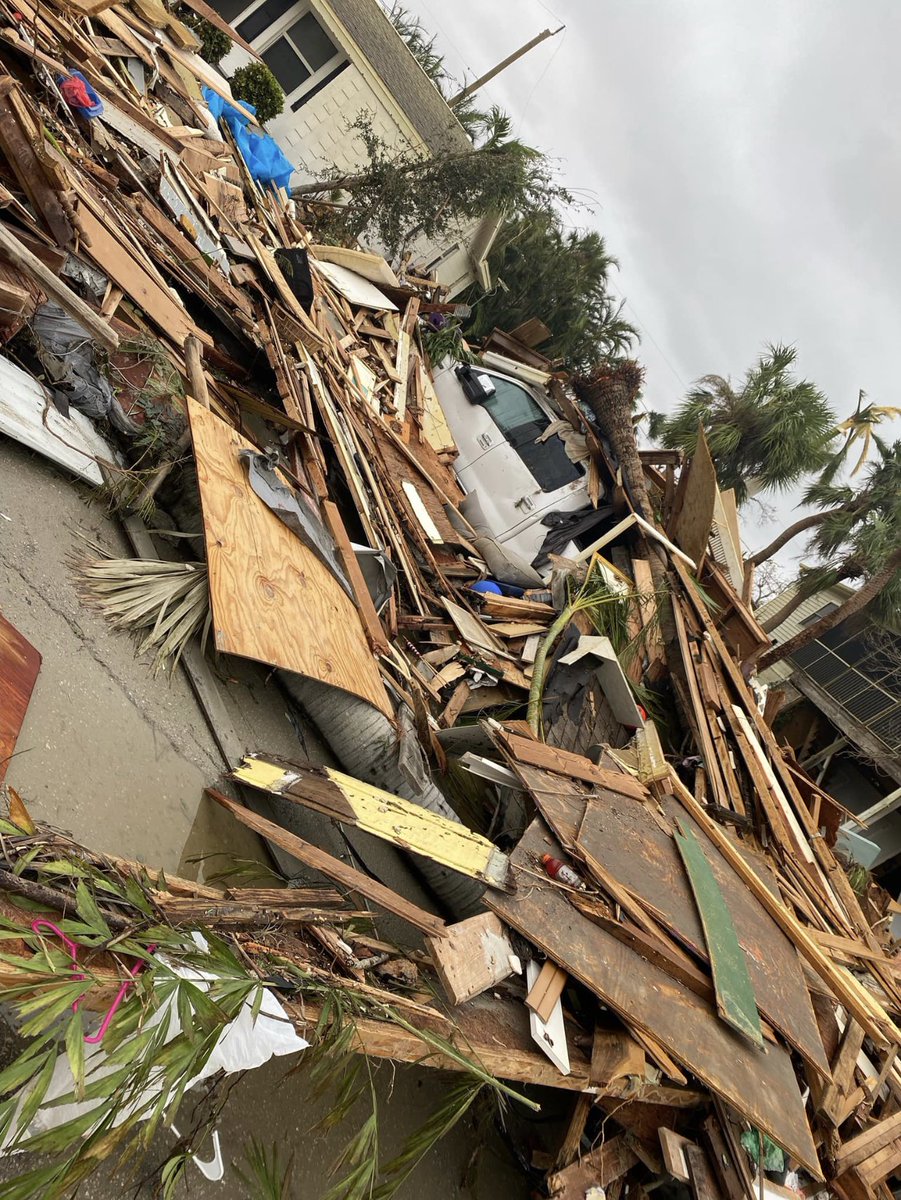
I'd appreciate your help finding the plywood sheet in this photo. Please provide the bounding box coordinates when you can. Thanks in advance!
[573,788,828,1075]
[669,427,718,564]
[487,818,820,1176]
[0,613,40,784]
[188,400,391,716]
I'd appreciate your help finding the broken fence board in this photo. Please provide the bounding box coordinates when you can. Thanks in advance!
[206,789,446,939]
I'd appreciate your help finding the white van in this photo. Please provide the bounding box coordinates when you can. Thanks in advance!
[431,356,599,572]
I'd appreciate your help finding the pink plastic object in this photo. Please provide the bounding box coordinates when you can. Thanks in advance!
[30,918,147,1044]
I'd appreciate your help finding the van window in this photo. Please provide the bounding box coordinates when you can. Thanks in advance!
[478,377,583,492]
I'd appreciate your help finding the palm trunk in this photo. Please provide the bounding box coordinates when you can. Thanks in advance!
[756,548,901,672]
[750,510,840,567]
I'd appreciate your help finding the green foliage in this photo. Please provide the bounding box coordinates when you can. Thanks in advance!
[649,344,836,504]
[230,63,284,124]
[235,1137,294,1199]
[310,114,570,259]
[178,9,232,66]
[420,318,474,367]
[464,212,637,371]
[386,3,491,143]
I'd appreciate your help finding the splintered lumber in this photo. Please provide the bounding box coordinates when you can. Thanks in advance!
[669,771,901,1047]
[547,1134,640,1199]
[231,756,511,889]
[206,790,447,939]
[835,1112,901,1172]
[497,729,649,800]
[0,222,118,353]
[158,897,369,927]
[685,1142,725,1200]
[659,1127,693,1181]
[673,821,763,1047]
[0,613,40,786]
[187,400,391,717]
[426,912,517,1005]
[487,818,821,1176]
[321,500,389,656]
[288,994,594,1094]
[668,427,718,566]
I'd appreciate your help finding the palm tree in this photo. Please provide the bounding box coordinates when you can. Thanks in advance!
[648,344,836,504]
[751,442,901,670]
[757,439,901,631]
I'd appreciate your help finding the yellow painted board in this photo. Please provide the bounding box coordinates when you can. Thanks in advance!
[233,757,511,889]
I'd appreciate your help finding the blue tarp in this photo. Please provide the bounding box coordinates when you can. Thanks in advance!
[202,87,294,191]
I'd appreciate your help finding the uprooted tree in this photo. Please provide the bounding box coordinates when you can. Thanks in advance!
[293,111,571,258]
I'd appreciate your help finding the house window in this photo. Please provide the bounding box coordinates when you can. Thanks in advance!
[234,2,348,112]
[799,601,840,627]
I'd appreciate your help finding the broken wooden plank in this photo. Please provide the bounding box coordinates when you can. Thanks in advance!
[547,1134,639,1199]
[487,818,821,1176]
[674,820,763,1047]
[426,912,517,1005]
[0,613,39,785]
[232,756,511,890]
[525,957,570,1074]
[497,729,649,800]
[321,500,389,657]
[668,426,718,566]
[206,789,447,939]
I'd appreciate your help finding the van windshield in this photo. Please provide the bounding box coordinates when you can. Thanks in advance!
[478,377,583,493]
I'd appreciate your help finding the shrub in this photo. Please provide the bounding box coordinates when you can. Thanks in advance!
[229,62,285,124]
[177,9,232,66]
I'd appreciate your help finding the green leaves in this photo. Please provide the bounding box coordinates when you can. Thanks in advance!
[64,1009,85,1101]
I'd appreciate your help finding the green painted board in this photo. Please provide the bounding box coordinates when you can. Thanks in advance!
[674,820,763,1047]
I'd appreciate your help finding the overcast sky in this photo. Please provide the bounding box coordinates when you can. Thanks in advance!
[398,0,901,567]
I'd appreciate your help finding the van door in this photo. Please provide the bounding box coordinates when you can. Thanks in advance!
[453,373,588,562]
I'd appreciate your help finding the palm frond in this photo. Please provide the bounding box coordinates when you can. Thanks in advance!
[72,556,211,673]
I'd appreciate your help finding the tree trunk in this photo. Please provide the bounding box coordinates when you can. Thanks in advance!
[749,509,840,567]
[756,548,901,672]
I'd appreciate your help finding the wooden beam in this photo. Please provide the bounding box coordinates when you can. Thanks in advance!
[0,222,118,352]
[206,789,447,939]
[231,757,511,890]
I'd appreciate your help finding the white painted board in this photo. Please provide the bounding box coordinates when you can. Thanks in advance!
[314,261,398,311]
[0,353,113,485]
[525,958,570,1075]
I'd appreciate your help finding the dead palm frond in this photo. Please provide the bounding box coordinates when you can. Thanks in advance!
[72,556,211,673]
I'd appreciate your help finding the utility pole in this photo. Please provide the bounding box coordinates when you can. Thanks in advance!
[448,26,564,108]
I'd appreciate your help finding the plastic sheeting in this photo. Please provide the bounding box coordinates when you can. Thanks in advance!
[32,303,141,435]
[202,87,294,190]
[0,934,307,1151]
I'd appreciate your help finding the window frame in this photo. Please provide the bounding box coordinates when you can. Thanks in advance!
[237,0,348,110]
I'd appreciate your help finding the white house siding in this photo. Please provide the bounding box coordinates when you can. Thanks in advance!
[756,584,853,685]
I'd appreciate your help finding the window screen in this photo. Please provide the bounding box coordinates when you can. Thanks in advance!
[262,38,310,90]
[238,0,295,42]
[478,377,583,493]
[287,12,337,70]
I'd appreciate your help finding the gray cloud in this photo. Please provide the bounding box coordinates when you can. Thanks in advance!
[402,0,901,560]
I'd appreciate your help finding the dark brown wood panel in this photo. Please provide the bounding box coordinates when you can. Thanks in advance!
[487,818,820,1177]
[574,789,828,1076]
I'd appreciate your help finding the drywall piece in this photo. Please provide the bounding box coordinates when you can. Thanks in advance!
[187,400,391,717]
[0,352,114,485]
[525,957,570,1075]
[314,260,397,311]
[0,613,40,784]
[311,245,400,287]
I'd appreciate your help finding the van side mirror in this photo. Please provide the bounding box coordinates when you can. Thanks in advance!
[456,363,496,404]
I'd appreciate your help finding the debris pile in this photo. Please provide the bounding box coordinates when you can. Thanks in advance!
[0,4,899,1199]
